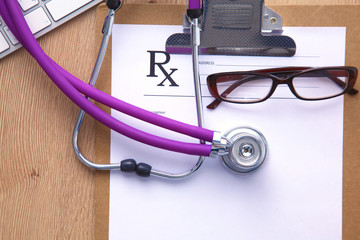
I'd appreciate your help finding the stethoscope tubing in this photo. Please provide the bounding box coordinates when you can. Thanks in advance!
[72,8,207,177]
[1,0,213,156]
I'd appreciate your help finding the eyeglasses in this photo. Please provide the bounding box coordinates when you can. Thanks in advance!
[206,66,358,109]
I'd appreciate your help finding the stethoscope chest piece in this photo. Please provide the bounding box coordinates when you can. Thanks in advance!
[222,127,267,173]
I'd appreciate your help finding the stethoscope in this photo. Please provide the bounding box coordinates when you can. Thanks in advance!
[1,0,268,178]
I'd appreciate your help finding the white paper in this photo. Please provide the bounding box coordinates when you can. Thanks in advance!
[109,25,345,240]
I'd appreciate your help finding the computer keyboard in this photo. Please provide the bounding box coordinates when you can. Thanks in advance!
[0,0,103,59]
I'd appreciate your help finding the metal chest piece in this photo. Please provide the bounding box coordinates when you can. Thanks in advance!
[222,127,267,173]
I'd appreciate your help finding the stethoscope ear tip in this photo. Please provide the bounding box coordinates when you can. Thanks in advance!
[221,127,268,174]
[106,0,122,11]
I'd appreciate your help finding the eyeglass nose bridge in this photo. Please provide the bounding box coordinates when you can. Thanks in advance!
[269,76,300,99]
[275,77,294,87]
[270,73,292,82]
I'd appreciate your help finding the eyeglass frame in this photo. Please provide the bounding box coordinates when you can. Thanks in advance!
[206,66,358,109]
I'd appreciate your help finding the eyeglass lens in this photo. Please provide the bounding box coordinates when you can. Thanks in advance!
[216,74,273,103]
[292,69,349,99]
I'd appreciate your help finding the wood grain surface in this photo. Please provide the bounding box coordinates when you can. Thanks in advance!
[0,1,358,239]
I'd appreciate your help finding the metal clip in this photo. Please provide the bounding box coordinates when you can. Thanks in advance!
[166,0,296,56]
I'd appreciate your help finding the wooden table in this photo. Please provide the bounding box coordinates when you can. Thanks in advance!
[0,0,359,239]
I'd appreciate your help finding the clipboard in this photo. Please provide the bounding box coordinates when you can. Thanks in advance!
[94,3,360,239]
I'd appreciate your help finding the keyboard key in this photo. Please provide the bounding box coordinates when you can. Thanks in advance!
[4,26,18,45]
[0,32,10,53]
[18,0,40,12]
[25,7,51,35]
[46,0,93,21]
[4,7,51,45]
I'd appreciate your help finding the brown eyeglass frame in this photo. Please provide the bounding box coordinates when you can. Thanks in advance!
[206,66,358,109]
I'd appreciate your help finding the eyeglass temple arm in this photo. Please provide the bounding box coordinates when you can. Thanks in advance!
[207,75,259,109]
[324,72,358,95]
[349,88,359,95]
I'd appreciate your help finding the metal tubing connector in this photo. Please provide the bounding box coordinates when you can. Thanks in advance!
[210,131,230,157]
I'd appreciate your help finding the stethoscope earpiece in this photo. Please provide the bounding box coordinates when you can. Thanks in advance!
[221,127,267,173]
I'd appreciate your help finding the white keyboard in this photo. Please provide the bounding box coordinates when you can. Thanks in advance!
[0,0,103,59]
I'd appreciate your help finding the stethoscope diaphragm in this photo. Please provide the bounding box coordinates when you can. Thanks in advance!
[221,127,268,173]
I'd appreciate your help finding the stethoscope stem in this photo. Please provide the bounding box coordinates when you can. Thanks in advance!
[191,18,204,132]
[149,17,207,179]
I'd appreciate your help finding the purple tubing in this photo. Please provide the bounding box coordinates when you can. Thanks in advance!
[0,0,214,156]
[189,0,201,9]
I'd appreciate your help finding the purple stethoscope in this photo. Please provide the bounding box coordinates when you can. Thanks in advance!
[1,0,268,178]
